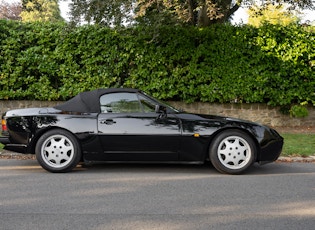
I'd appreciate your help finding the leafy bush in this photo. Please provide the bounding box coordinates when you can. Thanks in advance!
[0,20,314,107]
[290,105,309,118]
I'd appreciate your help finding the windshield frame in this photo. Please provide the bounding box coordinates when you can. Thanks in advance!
[140,91,181,114]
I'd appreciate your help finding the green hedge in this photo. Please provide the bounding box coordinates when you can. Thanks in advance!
[0,20,314,106]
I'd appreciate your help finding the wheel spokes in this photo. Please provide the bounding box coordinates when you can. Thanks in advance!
[41,135,74,168]
[218,136,251,169]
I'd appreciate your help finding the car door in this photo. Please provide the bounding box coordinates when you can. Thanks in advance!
[97,92,181,161]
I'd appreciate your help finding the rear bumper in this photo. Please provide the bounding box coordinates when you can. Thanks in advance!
[0,137,10,145]
[0,137,28,153]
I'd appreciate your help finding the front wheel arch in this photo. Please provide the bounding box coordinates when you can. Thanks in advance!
[209,129,258,174]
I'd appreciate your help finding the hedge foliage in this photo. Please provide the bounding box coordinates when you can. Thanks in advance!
[0,20,314,106]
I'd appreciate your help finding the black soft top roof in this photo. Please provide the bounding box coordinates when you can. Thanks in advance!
[54,88,140,113]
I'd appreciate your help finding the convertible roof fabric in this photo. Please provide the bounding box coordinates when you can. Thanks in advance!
[54,88,140,113]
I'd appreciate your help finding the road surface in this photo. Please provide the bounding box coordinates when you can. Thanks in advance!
[0,159,314,230]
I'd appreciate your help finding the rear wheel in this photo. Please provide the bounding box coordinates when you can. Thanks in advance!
[209,130,256,174]
[35,129,81,173]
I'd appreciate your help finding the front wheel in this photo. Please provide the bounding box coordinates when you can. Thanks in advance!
[35,129,81,173]
[209,130,256,174]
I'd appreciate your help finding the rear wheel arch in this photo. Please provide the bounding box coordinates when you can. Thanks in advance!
[30,127,81,153]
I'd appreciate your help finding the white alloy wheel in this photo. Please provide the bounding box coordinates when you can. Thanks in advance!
[217,136,251,170]
[41,134,75,168]
[36,129,81,173]
[209,130,256,174]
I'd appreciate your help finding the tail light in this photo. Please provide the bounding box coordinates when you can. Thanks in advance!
[1,119,7,131]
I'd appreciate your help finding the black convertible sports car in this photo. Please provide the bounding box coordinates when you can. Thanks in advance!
[1,88,283,174]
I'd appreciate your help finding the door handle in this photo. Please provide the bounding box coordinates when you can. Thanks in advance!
[100,119,116,125]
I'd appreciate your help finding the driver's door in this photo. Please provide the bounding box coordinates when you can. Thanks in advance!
[97,92,181,161]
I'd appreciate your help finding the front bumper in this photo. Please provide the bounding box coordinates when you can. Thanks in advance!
[258,138,284,165]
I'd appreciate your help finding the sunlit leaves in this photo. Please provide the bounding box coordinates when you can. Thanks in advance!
[248,3,300,27]
[20,0,63,22]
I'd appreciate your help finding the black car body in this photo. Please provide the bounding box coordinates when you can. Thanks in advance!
[1,88,283,174]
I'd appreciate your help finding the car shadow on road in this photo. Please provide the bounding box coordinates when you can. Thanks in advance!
[77,162,218,175]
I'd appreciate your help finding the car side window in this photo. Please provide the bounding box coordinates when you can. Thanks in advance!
[100,93,141,113]
[138,95,156,113]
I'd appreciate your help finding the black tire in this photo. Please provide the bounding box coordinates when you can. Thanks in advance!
[35,129,81,173]
[209,130,256,174]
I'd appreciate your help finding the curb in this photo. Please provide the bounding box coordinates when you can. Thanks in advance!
[277,156,315,163]
[0,150,36,160]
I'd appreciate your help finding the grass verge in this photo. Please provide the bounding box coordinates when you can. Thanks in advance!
[281,134,315,157]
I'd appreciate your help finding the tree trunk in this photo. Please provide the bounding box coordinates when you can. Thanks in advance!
[187,0,199,25]
[197,0,242,27]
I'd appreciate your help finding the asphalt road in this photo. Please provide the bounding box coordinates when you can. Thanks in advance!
[0,159,314,230]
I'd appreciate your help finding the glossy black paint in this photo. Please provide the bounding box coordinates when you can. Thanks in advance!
[1,89,283,165]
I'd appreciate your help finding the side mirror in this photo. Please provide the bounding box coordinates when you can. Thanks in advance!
[155,105,167,113]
